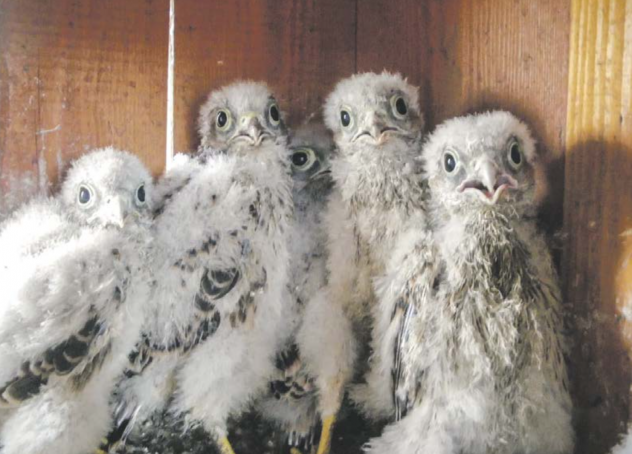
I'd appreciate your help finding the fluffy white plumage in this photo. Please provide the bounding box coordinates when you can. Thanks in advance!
[365,111,573,454]
[0,148,153,454]
[113,81,294,453]
[256,123,356,451]
[321,71,427,423]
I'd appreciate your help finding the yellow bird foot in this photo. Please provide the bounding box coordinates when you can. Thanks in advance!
[94,437,110,454]
[315,415,336,454]
[218,436,237,454]
[290,448,304,454]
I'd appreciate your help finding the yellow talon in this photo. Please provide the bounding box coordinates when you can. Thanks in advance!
[95,437,110,454]
[290,448,304,454]
[218,436,237,454]
[316,414,336,454]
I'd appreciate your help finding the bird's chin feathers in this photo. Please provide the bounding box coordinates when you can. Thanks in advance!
[331,139,424,210]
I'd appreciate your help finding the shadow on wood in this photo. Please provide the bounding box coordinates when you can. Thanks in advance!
[564,140,632,454]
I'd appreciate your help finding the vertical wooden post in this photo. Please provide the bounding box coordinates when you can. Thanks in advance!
[564,0,632,452]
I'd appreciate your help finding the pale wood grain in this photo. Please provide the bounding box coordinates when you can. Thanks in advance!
[564,1,632,451]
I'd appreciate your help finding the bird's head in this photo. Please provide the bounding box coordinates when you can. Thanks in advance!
[61,147,154,229]
[324,71,423,156]
[424,111,546,216]
[198,80,287,155]
[288,122,335,191]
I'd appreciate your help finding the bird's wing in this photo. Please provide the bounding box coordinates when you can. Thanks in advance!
[0,217,131,408]
[527,244,570,390]
[269,342,314,402]
[154,155,263,301]
[0,198,71,260]
[392,295,416,421]
[151,153,202,218]
[388,233,439,422]
[143,154,276,357]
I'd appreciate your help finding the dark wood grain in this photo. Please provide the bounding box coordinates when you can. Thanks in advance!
[173,0,357,154]
[356,0,570,231]
[0,0,169,192]
[356,0,433,115]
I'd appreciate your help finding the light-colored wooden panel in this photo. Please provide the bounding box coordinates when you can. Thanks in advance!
[436,0,570,230]
[436,0,570,156]
[0,0,169,195]
[173,0,357,153]
[564,1,632,452]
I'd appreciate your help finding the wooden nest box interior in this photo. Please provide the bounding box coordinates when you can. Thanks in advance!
[1,1,631,453]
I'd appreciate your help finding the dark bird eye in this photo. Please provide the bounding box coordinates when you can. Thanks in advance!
[292,152,308,167]
[396,98,407,115]
[509,140,523,169]
[291,147,316,171]
[78,185,92,205]
[443,153,457,173]
[340,110,351,128]
[269,104,281,125]
[136,184,146,205]
[216,110,231,130]
[391,96,408,118]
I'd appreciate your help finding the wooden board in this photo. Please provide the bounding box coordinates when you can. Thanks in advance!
[564,0,632,451]
[0,0,169,198]
[357,0,571,229]
[1,1,631,451]
[356,0,433,114]
[172,0,357,153]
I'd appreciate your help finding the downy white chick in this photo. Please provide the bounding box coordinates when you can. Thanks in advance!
[112,81,293,454]
[322,71,427,430]
[0,148,153,454]
[257,123,356,454]
[364,111,573,454]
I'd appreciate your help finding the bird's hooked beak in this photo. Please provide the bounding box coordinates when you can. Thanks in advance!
[457,157,518,204]
[230,112,271,147]
[98,195,130,229]
[352,112,399,145]
[308,167,331,183]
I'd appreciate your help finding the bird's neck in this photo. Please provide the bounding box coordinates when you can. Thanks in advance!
[332,144,425,217]
[436,209,534,282]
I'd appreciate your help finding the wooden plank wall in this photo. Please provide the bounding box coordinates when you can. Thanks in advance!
[565,0,632,452]
[1,1,631,452]
[0,0,169,200]
[172,0,356,153]
[356,0,570,228]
